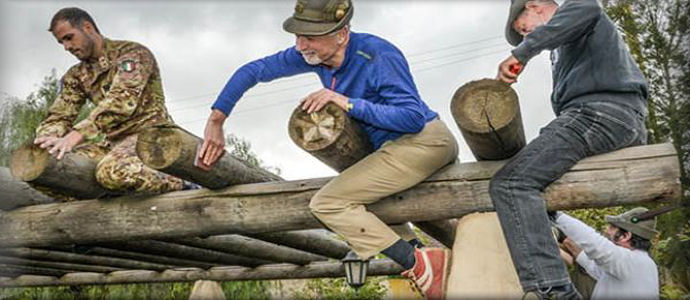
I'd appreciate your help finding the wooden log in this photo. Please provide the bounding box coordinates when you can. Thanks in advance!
[0,256,123,273]
[0,264,70,277]
[288,103,458,246]
[0,247,177,271]
[189,280,226,300]
[172,235,327,266]
[0,167,55,210]
[249,229,350,259]
[0,144,680,248]
[450,79,525,160]
[136,126,281,189]
[0,259,404,287]
[100,240,272,267]
[9,144,111,199]
[414,219,458,248]
[288,103,373,171]
[49,245,220,269]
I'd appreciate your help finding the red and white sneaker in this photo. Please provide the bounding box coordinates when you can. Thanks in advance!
[401,247,450,300]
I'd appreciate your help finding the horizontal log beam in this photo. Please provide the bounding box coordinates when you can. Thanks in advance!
[0,144,680,248]
[0,259,403,287]
[98,240,272,267]
[0,247,177,271]
[48,246,220,269]
[0,256,123,273]
[249,230,350,259]
[0,168,55,210]
[172,235,327,266]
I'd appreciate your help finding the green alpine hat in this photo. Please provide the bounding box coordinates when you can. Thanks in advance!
[283,0,353,36]
[505,0,530,46]
[605,207,659,240]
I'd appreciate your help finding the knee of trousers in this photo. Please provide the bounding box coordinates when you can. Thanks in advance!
[308,190,349,217]
[95,159,137,191]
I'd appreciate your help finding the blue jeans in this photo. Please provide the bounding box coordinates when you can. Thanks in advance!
[489,100,647,291]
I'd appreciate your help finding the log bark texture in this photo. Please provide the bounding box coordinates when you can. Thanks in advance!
[171,235,327,265]
[0,247,176,271]
[9,144,110,199]
[136,126,281,189]
[0,144,680,248]
[288,103,372,171]
[249,230,350,259]
[48,246,220,269]
[450,79,525,160]
[0,259,404,287]
[0,167,55,210]
[288,103,457,246]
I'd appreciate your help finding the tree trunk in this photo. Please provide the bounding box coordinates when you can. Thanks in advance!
[0,167,54,210]
[288,103,458,246]
[136,126,281,189]
[9,144,110,199]
[0,144,679,248]
[0,259,404,287]
[450,79,526,160]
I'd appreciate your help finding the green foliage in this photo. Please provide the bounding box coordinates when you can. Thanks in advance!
[220,281,273,300]
[225,133,281,175]
[0,70,93,167]
[291,277,386,300]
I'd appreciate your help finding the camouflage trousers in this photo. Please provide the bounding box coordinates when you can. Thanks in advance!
[89,134,184,194]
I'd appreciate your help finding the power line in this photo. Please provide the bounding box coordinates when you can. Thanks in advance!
[175,48,511,127]
[166,35,506,107]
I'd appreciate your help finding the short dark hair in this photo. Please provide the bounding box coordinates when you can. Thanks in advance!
[614,227,652,251]
[49,7,100,34]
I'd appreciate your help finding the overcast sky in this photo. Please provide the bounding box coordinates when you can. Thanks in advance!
[0,0,557,180]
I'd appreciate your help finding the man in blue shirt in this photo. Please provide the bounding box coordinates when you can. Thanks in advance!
[198,1,458,298]
[491,0,648,299]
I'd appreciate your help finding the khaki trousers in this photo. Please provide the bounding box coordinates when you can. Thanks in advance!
[309,119,458,259]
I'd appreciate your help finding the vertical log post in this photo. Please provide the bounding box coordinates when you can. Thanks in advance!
[450,79,526,160]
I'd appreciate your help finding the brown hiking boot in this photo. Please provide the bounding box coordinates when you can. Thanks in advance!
[401,247,450,300]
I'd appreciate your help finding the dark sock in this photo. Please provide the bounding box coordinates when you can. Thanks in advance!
[382,239,416,269]
[408,238,424,248]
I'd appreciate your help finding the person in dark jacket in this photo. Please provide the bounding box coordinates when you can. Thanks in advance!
[491,0,648,299]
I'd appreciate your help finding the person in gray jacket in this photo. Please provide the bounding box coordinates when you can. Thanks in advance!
[556,208,659,299]
[491,0,649,299]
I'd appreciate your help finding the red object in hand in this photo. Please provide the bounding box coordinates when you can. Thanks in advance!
[509,63,523,75]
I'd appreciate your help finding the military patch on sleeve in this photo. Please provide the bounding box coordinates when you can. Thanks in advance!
[120,60,136,73]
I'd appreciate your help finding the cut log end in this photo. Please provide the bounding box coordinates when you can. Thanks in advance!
[451,79,519,133]
[288,104,346,151]
[136,127,184,169]
[10,144,50,182]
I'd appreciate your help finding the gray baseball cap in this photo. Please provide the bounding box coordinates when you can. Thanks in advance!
[505,0,531,46]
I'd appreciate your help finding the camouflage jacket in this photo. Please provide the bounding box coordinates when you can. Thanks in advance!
[36,38,174,142]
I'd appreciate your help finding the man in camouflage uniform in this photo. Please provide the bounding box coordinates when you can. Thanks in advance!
[33,7,184,194]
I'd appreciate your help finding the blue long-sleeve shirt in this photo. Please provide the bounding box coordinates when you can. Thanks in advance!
[212,32,438,149]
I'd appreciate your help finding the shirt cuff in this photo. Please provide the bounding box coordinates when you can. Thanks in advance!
[511,40,540,64]
[346,98,366,119]
[73,119,101,141]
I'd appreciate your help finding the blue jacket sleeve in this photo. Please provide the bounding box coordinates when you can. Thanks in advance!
[512,0,602,63]
[347,53,426,133]
[212,47,313,115]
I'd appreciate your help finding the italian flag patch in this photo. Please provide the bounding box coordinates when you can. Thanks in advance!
[120,60,136,73]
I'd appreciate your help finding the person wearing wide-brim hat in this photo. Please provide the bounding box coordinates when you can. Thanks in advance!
[554,208,659,299]
[199,1,459,299]
[488,0,650,299]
